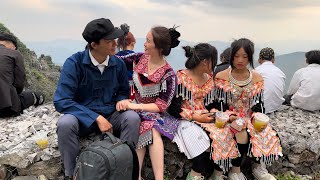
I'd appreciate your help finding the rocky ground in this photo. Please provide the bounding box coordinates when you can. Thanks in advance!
[0,104,319,180]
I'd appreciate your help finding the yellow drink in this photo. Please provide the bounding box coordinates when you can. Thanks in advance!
[215,111,229,128]
[215,120,226,128]
[253,113,269,132]
[36,139,48,149]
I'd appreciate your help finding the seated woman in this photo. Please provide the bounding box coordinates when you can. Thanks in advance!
[116,24,136,100]
[286,50,320,111]
[207,38,282,180]
[116,26,181,180]
[168,43,218,180]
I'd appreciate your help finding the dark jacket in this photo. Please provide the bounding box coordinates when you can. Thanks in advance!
[0,45,25,113]
[53,49,129,129]
[214,62,230,76]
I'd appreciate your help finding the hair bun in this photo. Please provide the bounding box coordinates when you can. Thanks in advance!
[182,46,193,58]
[120,23,130,36]
[169,25,181,48]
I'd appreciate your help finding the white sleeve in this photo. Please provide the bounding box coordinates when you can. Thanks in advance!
[287,70,302,95]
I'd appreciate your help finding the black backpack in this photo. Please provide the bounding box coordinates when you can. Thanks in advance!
[74,133,139,180]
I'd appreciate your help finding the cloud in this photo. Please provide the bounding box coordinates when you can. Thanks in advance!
[149,0,320,20]
[150,0,320,10]
[1,0,320,44]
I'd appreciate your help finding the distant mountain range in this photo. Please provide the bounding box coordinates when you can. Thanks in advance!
[274,52,306,90]
[26,38,313,91]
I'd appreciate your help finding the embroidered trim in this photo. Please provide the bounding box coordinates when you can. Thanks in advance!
[175,70,215,109]
[199,123,240,173]
[155,98,169,112]
[247,123,283,165]
[137,130,153,149]
[214,78,264,113]
[118,52,136,58]
[133,54,172,83]
[204,89,215,106]
[133,71,175,98]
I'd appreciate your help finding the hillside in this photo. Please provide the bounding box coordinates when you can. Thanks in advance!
[0,23,60,101]
[276,52,307,90]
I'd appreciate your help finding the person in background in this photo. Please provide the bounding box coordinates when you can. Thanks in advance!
[116,24,136,100]
[286,50,320,111]
[0,33,45,118]
[53,18,141,179]
[168,43,218,180]
[116,25,181,180]
[256,47,286,113]
[214,47,231,76]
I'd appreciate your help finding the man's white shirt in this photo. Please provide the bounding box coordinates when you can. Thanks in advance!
[287,64,320,111]
[256,61,286,113]
[89,50,109,74]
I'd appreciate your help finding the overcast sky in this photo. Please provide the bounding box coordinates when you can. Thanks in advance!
[1,0,320,44]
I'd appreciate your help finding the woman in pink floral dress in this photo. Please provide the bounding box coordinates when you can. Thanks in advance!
[206,38,282,180]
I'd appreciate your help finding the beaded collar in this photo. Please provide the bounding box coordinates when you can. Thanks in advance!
[228,69,252,87]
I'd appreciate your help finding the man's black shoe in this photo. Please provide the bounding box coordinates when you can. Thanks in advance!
[33,92,45,106]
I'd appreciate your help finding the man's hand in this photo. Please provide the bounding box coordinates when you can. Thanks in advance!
[96,115,113,133]
[116,99,132,111]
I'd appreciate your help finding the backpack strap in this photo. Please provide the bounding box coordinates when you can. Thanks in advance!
[126,142,139,180]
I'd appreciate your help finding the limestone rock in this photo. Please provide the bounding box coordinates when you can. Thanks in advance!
[12,176,38,180]
[38,175,48,180]
[1,104,320,179]
[17,158,61,179]
[0,105,60,169]
[0,164,7,180]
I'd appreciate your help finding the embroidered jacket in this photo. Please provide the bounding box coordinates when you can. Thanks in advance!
[168,70,215,120]
[117,53,176,111]
[117,53,179,148]
[208,75,282,170]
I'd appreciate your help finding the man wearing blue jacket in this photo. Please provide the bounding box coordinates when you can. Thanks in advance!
[54,18,141,179]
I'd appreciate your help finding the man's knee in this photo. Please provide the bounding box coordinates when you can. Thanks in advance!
[57,114,79,136]
[122,110,141,128]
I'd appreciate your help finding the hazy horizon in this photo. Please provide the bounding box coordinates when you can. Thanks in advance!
[25,37,316,64]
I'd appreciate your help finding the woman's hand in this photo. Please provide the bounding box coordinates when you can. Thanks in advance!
[116,99,132,111]
[229,115,238,122]
[126,102,141,111]
[193,113,214,123]
[210,108,218,113]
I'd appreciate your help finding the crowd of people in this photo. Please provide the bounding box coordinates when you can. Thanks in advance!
[1,17,319,180]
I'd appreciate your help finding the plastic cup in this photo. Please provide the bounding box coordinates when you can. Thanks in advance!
[215,111,229,128]
[253,113,269,132]
[35,131,48,149]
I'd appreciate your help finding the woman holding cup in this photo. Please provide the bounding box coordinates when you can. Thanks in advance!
[208,38,282,180]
